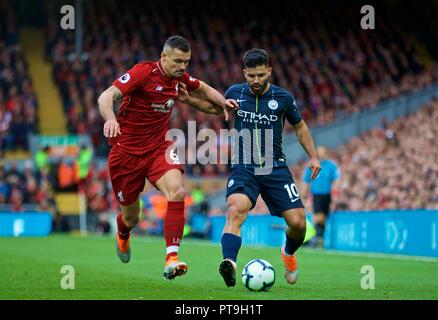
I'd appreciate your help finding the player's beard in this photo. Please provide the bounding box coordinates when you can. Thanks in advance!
[251,80,268,94]
[174,69,185,78]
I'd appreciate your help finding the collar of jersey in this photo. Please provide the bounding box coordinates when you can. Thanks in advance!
[156,60,172,81]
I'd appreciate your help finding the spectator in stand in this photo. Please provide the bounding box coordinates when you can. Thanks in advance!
[294,98,438,211]
[45,0,438,178]
[0,2,38,153]
[35,146,51,172]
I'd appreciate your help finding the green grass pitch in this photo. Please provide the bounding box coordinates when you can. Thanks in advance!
[1,234,437,300]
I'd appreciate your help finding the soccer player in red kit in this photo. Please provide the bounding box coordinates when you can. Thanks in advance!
[97,35,237,280]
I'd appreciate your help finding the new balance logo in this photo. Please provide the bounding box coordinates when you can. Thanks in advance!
[117,191,124,202]
[155,86,163,91]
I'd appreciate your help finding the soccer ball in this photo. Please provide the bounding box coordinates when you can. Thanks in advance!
[241,259,276,292]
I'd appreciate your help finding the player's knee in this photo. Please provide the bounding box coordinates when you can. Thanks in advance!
[123,215,139,228]
[168,186,186,201]
[226,205,246,227]
[288,213,306,233]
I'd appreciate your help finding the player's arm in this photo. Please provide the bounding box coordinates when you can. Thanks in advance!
[98,64,146,138]
[177,82,223,114]
[286,94,321,180]
[191,81,238,121]
[98,85,123,138]
[293,120,321,180]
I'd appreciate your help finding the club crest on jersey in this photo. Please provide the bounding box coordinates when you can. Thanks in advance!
[166,99,175,109]
[119,73,130,84]
[268,99,279,110]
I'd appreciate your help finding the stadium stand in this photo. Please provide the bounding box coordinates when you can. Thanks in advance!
[0,0,39,155]
[44,0,438,164]
[0,160,58,214]
[2,0,438,232]
[292,98,438,211]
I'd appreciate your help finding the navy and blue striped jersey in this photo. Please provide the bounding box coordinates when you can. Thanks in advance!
[224,83,302,168]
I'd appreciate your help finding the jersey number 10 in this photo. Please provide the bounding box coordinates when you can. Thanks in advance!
[284,183,300,202]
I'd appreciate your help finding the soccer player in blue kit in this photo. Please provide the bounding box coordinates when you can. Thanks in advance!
[178,48,321,287]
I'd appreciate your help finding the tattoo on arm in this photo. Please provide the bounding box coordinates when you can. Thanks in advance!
[108,86,123,101]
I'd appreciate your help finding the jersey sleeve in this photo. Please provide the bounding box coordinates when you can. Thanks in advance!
[285,94,303,125]
[180,72,201,91]
[112,64,148,95]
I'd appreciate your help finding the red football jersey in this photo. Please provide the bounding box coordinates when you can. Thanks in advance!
[111,60,200,155]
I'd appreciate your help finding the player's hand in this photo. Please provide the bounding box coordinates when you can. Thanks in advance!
[309,157,321,180]
[222,99,238,121]
[177,82,191,104]
[103,119,121,138]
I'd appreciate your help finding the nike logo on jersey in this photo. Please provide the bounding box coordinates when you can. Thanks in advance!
[291,198,300,203]
[236,99,247,103]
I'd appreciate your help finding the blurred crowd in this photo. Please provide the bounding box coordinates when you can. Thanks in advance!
[0,1,38,155]
[1,0,438,223]
[0,160,57,213]
[45,0,438,163]
[293,98,438,211]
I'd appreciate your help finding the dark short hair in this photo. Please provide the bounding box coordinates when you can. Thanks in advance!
[243,49,269,68]
[163,35,191,53]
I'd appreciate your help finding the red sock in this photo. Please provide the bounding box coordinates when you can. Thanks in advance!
[117,213,131,240]
[164,201,185,261]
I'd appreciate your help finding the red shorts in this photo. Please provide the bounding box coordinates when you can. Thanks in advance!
[108,143,183,206]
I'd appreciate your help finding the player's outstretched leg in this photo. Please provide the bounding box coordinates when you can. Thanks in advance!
[219,231,241,287]
[281,245,298,284]
[219,194,251,287]
[162,200,188,280]
[116,232,131,263]
[156,169,188,280]
[281,208,306,285]
[115,199,141,263]
[163,256,188,280]
[116,213,133,263]
[219,257,238,287]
